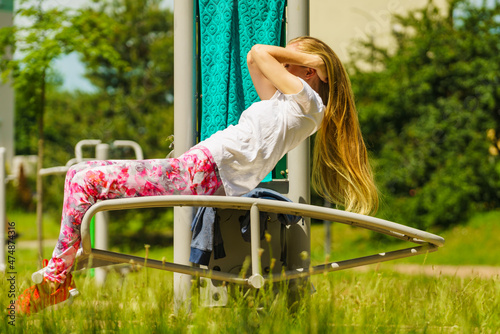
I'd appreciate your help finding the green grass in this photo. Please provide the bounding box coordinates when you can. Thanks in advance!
[423,210,500,265]
[311,210,500,266]
[7,210,61,242]
[2,265,498,333]
[9,209,500,266]
[2,210,499,332]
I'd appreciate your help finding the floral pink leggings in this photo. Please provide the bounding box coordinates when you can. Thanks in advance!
[44,146,222,283]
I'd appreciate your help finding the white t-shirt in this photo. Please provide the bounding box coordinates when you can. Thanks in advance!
[197,78,325,196]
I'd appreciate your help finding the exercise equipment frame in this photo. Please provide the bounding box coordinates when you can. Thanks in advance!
[33,195,444,289]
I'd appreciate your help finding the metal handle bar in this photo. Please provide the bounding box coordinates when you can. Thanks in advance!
[113,140,144,160]
[80,195,444,254]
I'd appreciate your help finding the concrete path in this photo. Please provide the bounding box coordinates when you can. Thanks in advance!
[391,264,500,279]
[354,263,500,279]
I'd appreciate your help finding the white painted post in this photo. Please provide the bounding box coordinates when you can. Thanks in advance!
[94,143,110,285]
[113,140,144,160]
[286,0,311,271]
[0,8,15,169]
[0,148,6,272]
[173,0,196,312]
[250,204,262,276]
[75,139,102,162]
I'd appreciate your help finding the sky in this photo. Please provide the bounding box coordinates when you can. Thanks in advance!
[52,52,94,92]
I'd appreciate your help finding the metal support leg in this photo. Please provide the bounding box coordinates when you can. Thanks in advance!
[324,200,331,256]
[95,143,110,285]
[249,203,264,288]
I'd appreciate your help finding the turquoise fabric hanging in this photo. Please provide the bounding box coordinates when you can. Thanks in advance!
[198,0,286,142]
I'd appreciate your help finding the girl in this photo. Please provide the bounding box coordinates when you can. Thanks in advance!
[17,36,378,314]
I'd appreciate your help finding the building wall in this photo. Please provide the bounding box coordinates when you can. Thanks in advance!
[310,0,449,63]
[0,5,14,169]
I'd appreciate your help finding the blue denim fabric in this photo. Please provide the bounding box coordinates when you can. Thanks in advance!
[189,188,302,265]
[190,206,225,265]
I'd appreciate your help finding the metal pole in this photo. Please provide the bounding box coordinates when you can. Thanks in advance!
[113,140,144,160]
[94,143,110,285]
[75,139,101,162]
[248,203,265,289]
[173,0,196,312]
[324,200,331,256]
[250,204,261,276]
[286,0,311,270]
[0,9,15,169]
[0,148,6,272]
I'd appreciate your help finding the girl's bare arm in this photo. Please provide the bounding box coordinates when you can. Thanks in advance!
[247,44,325,100]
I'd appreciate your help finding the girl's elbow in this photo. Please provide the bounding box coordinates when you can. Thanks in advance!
[248,44,265,62]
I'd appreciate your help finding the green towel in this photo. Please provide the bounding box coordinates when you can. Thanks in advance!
[198,0,286,142]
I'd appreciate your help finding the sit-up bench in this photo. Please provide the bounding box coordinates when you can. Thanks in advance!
[32,195,444,293]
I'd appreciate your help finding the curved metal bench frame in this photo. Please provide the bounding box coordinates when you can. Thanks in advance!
[33,195,444,288]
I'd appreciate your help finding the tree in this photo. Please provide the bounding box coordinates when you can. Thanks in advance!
[349,0,500,229]
[1,0,175,246]
[0,0,122,262]
[23,0,175,242]
[74,0,175,159]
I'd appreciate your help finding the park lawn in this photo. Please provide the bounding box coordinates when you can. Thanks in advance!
[310,209,500,267]
[2,263,498,333]
[8,209,500,267]
[2,210,498,332]
[6,210,60,242]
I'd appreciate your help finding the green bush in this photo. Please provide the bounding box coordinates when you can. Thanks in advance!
[350,0,500,229]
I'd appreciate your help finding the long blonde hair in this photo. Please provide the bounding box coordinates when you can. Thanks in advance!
[289,36,379,215]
